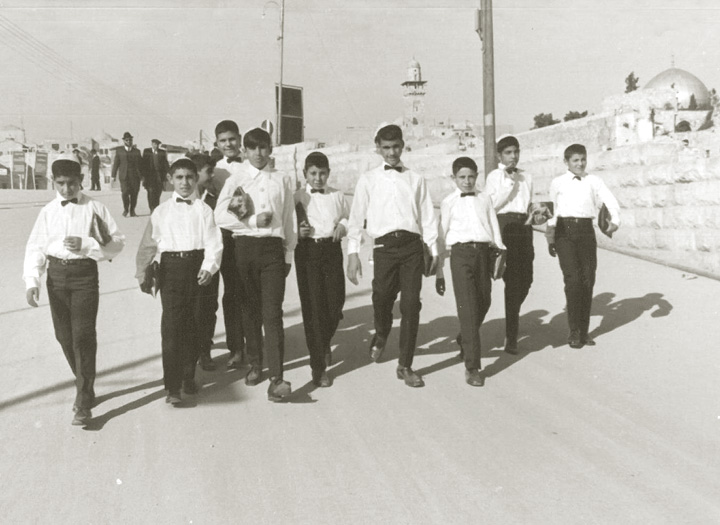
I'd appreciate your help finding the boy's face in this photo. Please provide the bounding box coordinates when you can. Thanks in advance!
[54,174,82,200]
[245,144,272,170]
[304,165,330,191]
[376,138,404,167]
[197,165,213,191]
[498,145,520,169]
[452,167,478,193]
[168,167,198,198]
[216,131,242,159]
[565,153,587,176]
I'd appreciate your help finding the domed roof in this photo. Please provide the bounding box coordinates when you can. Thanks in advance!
[408,58,421,69]
[644,68,711,110]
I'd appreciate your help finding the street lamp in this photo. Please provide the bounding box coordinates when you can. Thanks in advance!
[263,0,285,146]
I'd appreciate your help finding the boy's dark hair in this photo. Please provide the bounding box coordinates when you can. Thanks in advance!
[214,120,240,137]
[187,152,216,173]
[374,124,403,145]
[304,151,329,171]
[90,148,96,154]
[244,128,272,149]
[564,143,587,160]
[169,157,198,177]
[452,156,478,175]
[51,159,82,179]
[497,135,519,153]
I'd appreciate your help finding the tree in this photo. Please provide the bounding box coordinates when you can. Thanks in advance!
[532,113,560,129]
[564,110,588,122]
[625,72,640,93]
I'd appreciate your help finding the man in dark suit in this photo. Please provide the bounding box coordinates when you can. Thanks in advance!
[111,131,143,217]
[142,139,169,212]
[89,149,101,191]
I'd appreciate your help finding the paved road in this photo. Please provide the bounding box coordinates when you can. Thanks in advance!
[1,189,719,524]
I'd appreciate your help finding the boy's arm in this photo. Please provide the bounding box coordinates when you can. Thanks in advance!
[418,178,438,256]
[485,169,515,212]
[23,208,49,292]
[595,178,621,227]
[281,175,298,265]
[435,200,451,293]
[201,204,224,275]
[484,196,506,251]
[546,177,560,255]
[135,217,159,282]
[111,151,119,180]
[347,175,369,254]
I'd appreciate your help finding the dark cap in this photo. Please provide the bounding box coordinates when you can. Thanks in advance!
[122,131,133,140]
[151,138,161,145]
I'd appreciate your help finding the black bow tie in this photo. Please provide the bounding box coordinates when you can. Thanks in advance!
[61,198,78,206]
[505,167,518,174]
[384,165,403,172]
[176,197,192,205]
[310,189,324,194]
[573,175,582,181]
[460,192,476,198]
[227,157,242,164]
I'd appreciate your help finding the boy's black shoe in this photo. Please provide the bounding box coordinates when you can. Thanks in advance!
[568,330,583,349]
[199,352,216,371]
[182,379,199,395]
[165,391,182,405]
[396,366,424,388]
[267,378,291,402]
[227,351,245,369]
[71,407,92,426]
[312,370,331,388]
[369,335,386,362]
[582,335,596,346]
[504,339,519,355]
[245,366,262,386]
[122,210,128,217]
[465,369,485,387]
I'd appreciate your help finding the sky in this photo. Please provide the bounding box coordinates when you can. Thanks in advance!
[0,0,719,147]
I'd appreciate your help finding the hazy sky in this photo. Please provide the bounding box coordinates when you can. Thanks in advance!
[0,0,718,146]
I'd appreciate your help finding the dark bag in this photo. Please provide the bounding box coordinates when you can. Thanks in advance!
[598,204,613,238]
[141,261,160,296]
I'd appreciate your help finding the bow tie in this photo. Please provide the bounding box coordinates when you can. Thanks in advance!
[61,198,78,206]
[310,189,325,194]
[505,167,518,174]
[227,157,242,164]
[573,175,582,181]
[176,197,192,205]
[460,192,476,198]
[384,165,403,172]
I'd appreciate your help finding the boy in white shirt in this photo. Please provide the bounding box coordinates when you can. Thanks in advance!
[24,154,125,426]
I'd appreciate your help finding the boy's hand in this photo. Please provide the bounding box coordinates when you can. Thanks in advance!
[428,256,439,276]
[256,212,273,228]
[285,263,291,277]
[435,277,445,296]
[63,236,82,252]
[197,270,212,286]
[332,223,347,242]
[26,287,40,307]
[346,253,362,285]
[548,243,557,257]
[606,222,619,235]
[298,221,313,239]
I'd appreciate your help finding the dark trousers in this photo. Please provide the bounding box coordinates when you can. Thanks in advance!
[234,236,286,379]
[120,177,139,214]
[90,174,100,191]
[295,239,345,373]
[159,252,204,393]
[146,185,162,212]
[194,231,245,357]
[46,257,99,410]
[555,217,597,337]
[450,243,492,370]
[372,232,424,368]
[498,213,534,343]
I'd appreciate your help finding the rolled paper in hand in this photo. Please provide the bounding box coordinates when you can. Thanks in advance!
[525,201,554,226]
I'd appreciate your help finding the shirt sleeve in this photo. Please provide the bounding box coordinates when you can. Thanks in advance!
[201,204,224,275]
[282,175,298,264]
[337,191,350,230]
[418,177,438,256]
[83,202,125,261]
[214,175,244,232]
[595,178,621,227]
[436,198,452,276]
[347,174,369,254]
[23,208,49,290]
[135,217,158,280]
[547,177,560,227]
[484,196,506,250]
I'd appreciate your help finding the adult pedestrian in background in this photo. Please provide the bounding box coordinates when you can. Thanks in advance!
[142,139,169,212]
[89,149,101,191]
[111,131,143,217]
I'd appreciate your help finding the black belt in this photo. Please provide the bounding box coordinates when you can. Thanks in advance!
[453,241,490,249]
[300,237,335,244]
[558,217,592,224]
[48,255,97,266]
[162,249,204,259]
[498,212,528,220]
[375,230,420,244]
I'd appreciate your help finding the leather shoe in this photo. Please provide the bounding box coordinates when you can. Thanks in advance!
[396,366,424,388]
[122,210,128,217]
[312,370,331,388]
[71,407,92,426]
[465,369,485,387]
[199,352,217,371]
[245,365,262,386]
[182,379,199,395]
[165,391,182,405]
[504,339,519,355]
[369,334,386,362]
[582,335,596,346]
[227,351,245,369]
[568,330,583,349]
[267,378,292,402]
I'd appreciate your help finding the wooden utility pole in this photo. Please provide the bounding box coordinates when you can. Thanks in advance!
[475,0,497,177]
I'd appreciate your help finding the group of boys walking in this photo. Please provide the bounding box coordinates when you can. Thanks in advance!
[23,121,620,427]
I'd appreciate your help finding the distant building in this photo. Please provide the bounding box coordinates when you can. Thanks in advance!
[401,58,427,139]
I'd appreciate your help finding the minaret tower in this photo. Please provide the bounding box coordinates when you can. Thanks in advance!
[402,58,427,138]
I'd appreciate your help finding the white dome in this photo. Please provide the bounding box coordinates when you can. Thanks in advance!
[644,68,711,110]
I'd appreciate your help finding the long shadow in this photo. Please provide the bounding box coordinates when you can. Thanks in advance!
[589,292,673,339]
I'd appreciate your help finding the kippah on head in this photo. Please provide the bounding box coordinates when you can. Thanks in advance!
[169,157,198,175]
[214,119,240,137]
[243,127,272,149]
[564,143,587,160]
[51,153,82,179]
[374,123,403,144]
[452,156,478,175]
[496,134,519,153]
[304,151,329,170]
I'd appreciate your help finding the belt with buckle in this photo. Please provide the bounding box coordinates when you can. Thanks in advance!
[498,212,528,221]
[48,255,96,266]
[453,241,490,249]
[163,249,204,259]
[375,230,420,244]
[558,217,592,224]
[301,237,335,244]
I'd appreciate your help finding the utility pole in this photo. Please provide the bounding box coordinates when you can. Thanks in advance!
[199,129,204,151]
[475,0,497,178]
[277,0,285,146]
